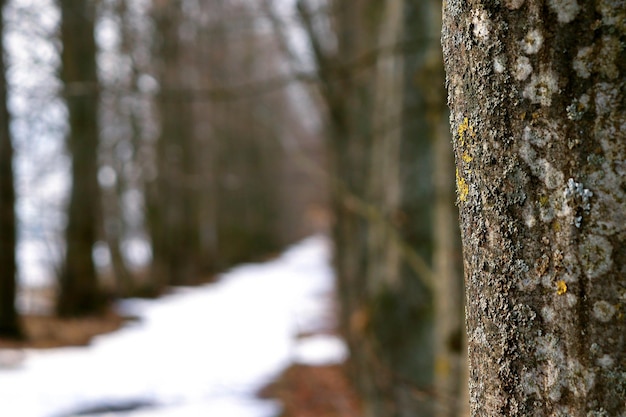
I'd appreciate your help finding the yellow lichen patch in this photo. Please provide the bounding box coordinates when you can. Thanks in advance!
[556,280,567,295]
[456,168,469,202]
[457,117,476,146]
[462,152,473,163]
[539,195,549,206]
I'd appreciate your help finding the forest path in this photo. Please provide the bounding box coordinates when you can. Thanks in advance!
[0,236,346,417]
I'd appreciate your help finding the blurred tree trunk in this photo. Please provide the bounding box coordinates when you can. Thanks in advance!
[57,0,105,317]
[214,106,283,266]
[442,2,625,416]
[113,0,161,296]
[149,0,202,286]
[101,173,133,296]
[415,2,468,416]
[327,1,438,415]
[328,1,385,414]
[200,1,284,267]
[290,0,468,414]
[0,0,23,339]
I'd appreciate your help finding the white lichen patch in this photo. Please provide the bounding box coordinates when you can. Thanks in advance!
[562,251,581,278]
[519,137,537,162]
[518,142,564,190]
[595,82,620,115]
[597,36,620,79]
[564,178,592,209]
[574,37,621,80]
[538,192,558,223]
[472,9,490,42]
[523,202,536,228]
[585,178,626,237]
[578,234,613,279]
[541,305,556,323]
[539,205,555,223]
[567,94,590,120]
[521,29,544,54]
[471,326,489,347]
[534,334,576,401]
[542,273,555,289]
[536,333,563,361]
[505,0,525,9]
[540,160,565,189]
[514,56,533,81]
[522,370,539,395]
[518,271,541,291]
[565,293,578,308]
[545,360,565,401]
[548,0,581,23]
[563,178,593,227]
[553,406,573,417]
[523,122,559,147]
[566,359,595,397]
[590,342,601,356]
[523,70,559,106]
[593,300,616,322]
[588,409,611,417]
[596,0,626,30]
[494,55,506,73]
[597,354,614,368]
[573,46,594,78]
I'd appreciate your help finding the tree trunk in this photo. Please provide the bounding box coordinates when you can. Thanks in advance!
[442,2,625,416]
[330,2,394,416]
[416,2,468,415]
[149,0,202,286]
[57,0,105,317]
[0,0,23,338]
[329,1,439,416]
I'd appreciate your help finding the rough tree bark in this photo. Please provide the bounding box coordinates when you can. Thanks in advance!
[0,0,23,338]
[57,0,105,317]
[442,1,625,416]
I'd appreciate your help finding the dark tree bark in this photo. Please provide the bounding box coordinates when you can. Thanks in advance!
[148,0,202,287]
[329,2,399,415]
[0,0,23,339]
[442,1,625,416]
[413,3,468,415]
[327,1,440,416]
[57,0,105,317]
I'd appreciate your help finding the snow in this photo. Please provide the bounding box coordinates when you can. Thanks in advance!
[0,235,347,417]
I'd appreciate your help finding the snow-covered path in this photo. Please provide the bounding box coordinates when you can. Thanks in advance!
[0,236,346,417]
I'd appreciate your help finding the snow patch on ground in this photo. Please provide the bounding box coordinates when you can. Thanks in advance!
[0,235,346,417]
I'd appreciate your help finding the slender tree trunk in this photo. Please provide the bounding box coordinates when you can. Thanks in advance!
[330,2,388,415]
[0,0,23,338]
[417,2,468,416]
[329,1,439,416]
[102,178,134,296]
[442,2,625,416]
[57,0,105,317]
[150,0,201,286]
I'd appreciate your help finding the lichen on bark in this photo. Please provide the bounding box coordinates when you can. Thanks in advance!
[442,1,625,416]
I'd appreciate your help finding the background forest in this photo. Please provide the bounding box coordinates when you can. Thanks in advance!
[0,0,468,416]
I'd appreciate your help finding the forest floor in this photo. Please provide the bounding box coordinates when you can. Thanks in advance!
[0,309,129,350]
[1,310,361,417]
[0,312,361,417]
[259,363,362,417]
